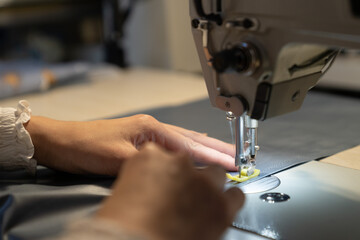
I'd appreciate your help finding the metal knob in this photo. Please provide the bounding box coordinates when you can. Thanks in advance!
[212,42,260,75]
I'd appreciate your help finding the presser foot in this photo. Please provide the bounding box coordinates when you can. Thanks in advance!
[226,168,260,183]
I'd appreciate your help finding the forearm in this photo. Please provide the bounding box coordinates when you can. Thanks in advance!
[25,116,125,175]
[24,116,77,172]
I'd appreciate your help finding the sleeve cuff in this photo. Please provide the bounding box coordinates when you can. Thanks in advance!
[0,100,36,175]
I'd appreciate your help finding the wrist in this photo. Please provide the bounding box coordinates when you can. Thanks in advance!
[24,116,57,167]
[24,116,90,174]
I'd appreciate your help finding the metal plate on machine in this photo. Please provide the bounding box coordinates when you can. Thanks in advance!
[230,161,360,240]
[226,176,281,194]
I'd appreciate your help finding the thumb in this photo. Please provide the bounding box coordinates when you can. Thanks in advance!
[223,187,245,222]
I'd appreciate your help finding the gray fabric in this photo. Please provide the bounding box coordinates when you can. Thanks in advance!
[129,91,360,182]
[0,168,113,239]
[0,91,359,239]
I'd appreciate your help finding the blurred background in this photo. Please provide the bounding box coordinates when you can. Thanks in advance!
[0,0,358,121]
[0,0,200,69]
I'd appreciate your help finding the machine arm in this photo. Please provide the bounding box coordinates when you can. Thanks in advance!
[190,0,360,175]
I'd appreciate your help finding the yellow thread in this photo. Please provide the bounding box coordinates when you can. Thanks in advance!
[226,169,260,183]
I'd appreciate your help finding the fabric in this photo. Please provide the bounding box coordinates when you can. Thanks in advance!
[129,91,360,186]
[0,169,113,240]
[50,218,146,240]
[0,100,36,175]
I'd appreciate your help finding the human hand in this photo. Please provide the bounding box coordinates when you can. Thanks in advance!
[96,143,244,240]
[25,114,236,175]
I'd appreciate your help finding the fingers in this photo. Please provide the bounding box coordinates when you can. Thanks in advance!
[164,124,235,157]
[136,141,159,152]
[131,142,172,167]
[189,143,237,171]
[198,166,226,190]
[132,143,194,176]
[157,126,236,171]
[223,187,245,221]
[198,165,244,217]
[199,166,245,224]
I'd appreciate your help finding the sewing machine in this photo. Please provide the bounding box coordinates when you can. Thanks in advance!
[190,0,360,239]
[190,0,360,174]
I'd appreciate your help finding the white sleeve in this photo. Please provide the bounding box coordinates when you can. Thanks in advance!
[50,218,147,240]
[0,100,36,175]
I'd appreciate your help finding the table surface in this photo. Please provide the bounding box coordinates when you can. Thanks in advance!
[0,66,208,121]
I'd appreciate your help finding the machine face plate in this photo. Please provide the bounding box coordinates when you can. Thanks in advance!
[226,176,281,194]
[231,161,360,240]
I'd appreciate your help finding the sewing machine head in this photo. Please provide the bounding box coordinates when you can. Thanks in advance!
[190,0,360,176]
[190,0,360,120]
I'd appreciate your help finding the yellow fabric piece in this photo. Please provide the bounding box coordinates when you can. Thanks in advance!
[226,169,260,183]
